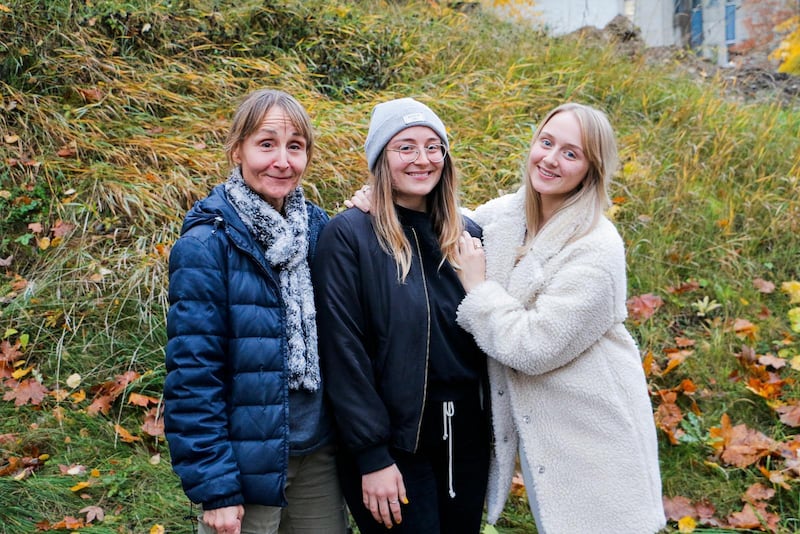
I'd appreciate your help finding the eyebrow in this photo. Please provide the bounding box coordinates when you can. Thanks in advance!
[255,127,305,139]
[540,130,583,153]
[390,137,441,144]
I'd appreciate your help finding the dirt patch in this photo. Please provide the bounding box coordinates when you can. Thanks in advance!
[576,14,800,106]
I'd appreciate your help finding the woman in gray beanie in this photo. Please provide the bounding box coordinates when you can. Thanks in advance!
[313,98,491,533]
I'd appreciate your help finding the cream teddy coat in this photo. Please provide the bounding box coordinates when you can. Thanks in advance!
[457,187,665,533]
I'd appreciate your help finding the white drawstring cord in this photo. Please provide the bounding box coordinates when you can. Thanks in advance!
[442,401,456,498]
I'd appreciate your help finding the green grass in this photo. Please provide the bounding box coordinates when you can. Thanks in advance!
[1,0,799,532]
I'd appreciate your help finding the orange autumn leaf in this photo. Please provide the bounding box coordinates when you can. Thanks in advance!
[727,502,780,532]
[51,220,75,238]
[128,392,160,407]
[666,280,701,294]
[141,407,164,437]
[662,495,696,521]
[744,482,776,503]
[710,414,776,468]
[746,376,789,400]
[87,395,113,416]
[115,423,141,443]
[775,402,800,427]
[52,516,86,529]
[509,471,526,497]
[3,378,49,406]
[662,349,692,375]
[76,86,105,102]
[758,465,792,489]
[0,340,23,364]
[626,293,664,323]
[733,318,759,341]
[655,391,684,444]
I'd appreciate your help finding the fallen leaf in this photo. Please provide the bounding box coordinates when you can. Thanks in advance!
[80,505,104,523]
[733,318,758,341]
[775,403,800,427]
[70,481,91,492]
[678,515,696,533]
[114,423,141,443]
[782,281,800,304]
[626,293,664,323]
[66,373,82,388]
[87,394,113,415]
[2,378,48,406]
[51,220,75,238]
[128,392,160,407]
[753,278,775,293]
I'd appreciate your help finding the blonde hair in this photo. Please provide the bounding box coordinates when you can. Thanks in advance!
[520,102,618,250]
[370,143,464,283]
[224,89,314,169]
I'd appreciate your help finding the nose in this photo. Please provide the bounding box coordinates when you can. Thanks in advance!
[542,150,557,166]
[413,149,432,165]
[273,147,290,169]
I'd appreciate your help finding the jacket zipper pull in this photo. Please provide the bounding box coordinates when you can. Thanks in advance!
[211,216,223,234]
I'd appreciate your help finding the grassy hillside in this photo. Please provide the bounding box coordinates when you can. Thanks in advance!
[1,0,799,532]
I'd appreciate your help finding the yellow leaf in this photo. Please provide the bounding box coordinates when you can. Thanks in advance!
[11,366,32,379]
[3,134,18,143]
[90,468,100,477]
[70,481,91,492]
[788,308,800,333]
[678,515,697,532]
[150,525,165,534]
[782,281,800,304]
[37,236,51,250]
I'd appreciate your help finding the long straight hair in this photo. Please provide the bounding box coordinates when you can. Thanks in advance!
[370,145,464,283]
[520,103,618,251]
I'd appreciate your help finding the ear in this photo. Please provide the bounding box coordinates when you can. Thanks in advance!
[231,146,241,164]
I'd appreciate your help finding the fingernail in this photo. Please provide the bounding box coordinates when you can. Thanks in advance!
[401,497,409,504]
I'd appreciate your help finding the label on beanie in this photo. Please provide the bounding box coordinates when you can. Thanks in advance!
[403,113,425,124]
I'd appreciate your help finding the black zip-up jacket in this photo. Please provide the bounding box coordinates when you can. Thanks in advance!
[312,206,483,475]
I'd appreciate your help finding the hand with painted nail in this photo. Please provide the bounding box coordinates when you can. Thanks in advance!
[361,464,408,528]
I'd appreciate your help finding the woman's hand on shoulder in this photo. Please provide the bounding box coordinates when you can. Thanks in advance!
[455,230,487,293]
[361,463,407,528]
[344,185,373,212]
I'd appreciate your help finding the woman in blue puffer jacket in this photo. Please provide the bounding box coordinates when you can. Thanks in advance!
[164,89,347,534]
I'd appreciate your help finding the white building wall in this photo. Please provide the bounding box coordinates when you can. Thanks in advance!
[485,0,625,36]
[633,0,681,47]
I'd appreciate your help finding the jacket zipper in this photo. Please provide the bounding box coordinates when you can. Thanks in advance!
[411,228,431,451]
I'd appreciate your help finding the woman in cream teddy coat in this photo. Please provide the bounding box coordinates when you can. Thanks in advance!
[455,103,665,533]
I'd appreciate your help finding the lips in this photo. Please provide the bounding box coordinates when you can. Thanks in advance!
[537,166,559,179]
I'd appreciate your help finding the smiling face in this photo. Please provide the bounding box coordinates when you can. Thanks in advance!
[527,110,590,215]
[232,105,309,212]
[385,126,444,212]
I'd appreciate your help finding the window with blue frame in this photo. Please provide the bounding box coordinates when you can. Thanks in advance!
[725,3,736,44]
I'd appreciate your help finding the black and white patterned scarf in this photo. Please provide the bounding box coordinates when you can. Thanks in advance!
[225,167,320,391]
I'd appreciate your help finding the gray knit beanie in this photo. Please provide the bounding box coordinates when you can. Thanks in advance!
[364,98,449,173]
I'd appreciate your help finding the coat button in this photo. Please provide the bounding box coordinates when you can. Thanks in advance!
[538,465,545,474]
[522,415,530,424]
[497,390,504,396]
[503,435,509,443]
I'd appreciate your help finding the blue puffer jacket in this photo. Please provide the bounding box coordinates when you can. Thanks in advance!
[164,184,328,510]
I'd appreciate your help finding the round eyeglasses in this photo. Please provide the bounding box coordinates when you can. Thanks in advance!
[386,143,448,164]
